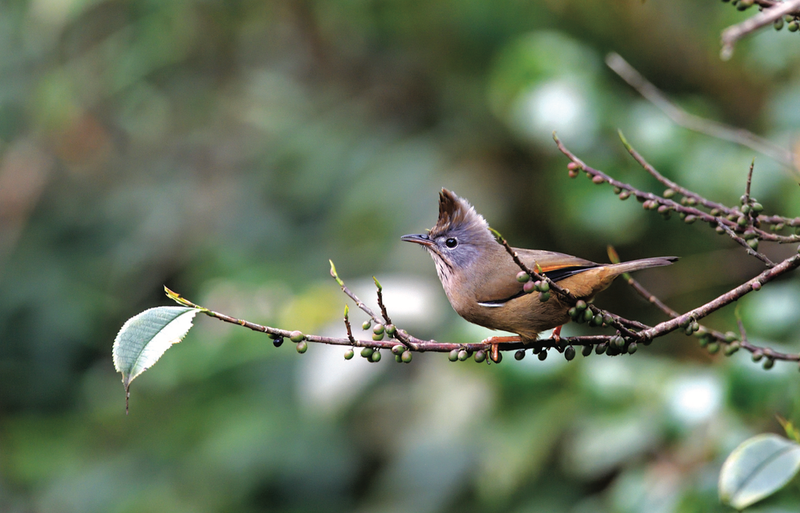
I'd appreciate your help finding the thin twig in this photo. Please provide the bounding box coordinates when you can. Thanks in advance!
[721,0,800,60]
[716,220,776,267]
[606,52,797,173]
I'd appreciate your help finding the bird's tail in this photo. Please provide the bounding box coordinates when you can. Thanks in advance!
[611,256,678,274]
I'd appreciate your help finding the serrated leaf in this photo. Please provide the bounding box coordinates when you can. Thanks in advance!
[112,306,199,413]
[719,433,800,510]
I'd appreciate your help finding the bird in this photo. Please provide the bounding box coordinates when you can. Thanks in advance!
[401,188,677,344]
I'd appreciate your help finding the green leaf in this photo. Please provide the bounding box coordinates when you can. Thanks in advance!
[719,433,800,510]
[112,306,199,413]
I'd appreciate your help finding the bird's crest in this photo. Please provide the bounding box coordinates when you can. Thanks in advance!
[430,189,490,238]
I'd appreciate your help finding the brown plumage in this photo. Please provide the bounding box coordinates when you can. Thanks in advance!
[401,189,677,341]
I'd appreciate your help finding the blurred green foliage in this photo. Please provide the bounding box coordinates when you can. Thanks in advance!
[2,0,800,511]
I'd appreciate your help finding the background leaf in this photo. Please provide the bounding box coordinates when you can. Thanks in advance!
[719,434,800,510]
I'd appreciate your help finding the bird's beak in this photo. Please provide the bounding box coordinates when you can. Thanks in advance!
[401,233,433,247]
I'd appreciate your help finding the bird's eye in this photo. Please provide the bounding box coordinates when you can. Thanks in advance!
[445,237,458,248]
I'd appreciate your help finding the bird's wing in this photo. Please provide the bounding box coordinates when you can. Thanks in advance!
[475,248,599,306]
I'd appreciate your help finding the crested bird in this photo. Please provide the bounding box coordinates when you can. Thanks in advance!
[401,189,677,345]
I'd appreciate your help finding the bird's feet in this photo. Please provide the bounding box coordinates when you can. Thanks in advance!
[552,325,563,344]
[480,335,522,363]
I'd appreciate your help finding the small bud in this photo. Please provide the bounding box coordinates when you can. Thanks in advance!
[565,346,576,361]
[737,216,748,227]
[725,331,737,342]
[752,281,762,291]
[474,350,486,363]
[568,169,579,178]
[752,202,763,213]
[449,349,459,362]
[742,229,757,239]
[538,350,548,361]
[392,344,405,355]
[344,348,355,360]
[771,223,784,231]
[458,350,469,361]
[627,342,638,354]
[775,17,785,30]
[751,349,764,362]
[289,330,305,343]
[538,291,551,302]
[582,344,592,357]
[707,342,720,354]
[362,320,371,330]
[763,358,775,369]
[361,347,374,358]
[684,215,697,224]
[592,175,605,184]
[725,342,740,356]
[371,350,381,362]
[272,337,284,348]
[613,186,622,194]
[515,349,526,361]
[715,225,725,234]
[698,335,710,348]
[789,20,799,32]
[619,191,630,200]
[741,204,751,215]
[567,162,580,171]
[663,188,675,198]
[296,341,308,354]
[516,271,530,283]
[747,239,759,251]
[710,208,721,216]
[401,350,412,363]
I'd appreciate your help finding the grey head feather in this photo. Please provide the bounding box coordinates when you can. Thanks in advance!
[426,189,496,272]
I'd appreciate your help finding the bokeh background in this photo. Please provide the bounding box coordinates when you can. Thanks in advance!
[2,1,800,512]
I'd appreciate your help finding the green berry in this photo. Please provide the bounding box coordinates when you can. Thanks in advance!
[458,350,469,361]
[627,342,638,354]
[372,332,384,341]
[581,345,592,357]
[373,324,384,335]
[707,342,720,354]
[565,346,576,361]
[583,309,594,323]
[361,347,374,358]
[362,320,371,330]
[296,341,308,353]
[449,349,459,362]
[538,281,550,293]
[725,342,740,356]
[775,17,785,30]
[516,271,530,283]
[684,215,696,224]
[763,358,775,369]
[789,20,799,32]
[401,351,412,363]
[751,349,763,362]
[592,175,605,184]
[568,307,578,319]
[344,348,355,360]
[474,350,486,363]
[725,331,737,342]
[523,281,536,293]
[663,188,675,198]
[595,343,607,355]
[391,344,405,355]
[590,314,603,327]
[748,239,759,251]
[619,191,630,200]
[515,349,526,361]
[386,324,397,336]
[538,291,551,302]
[289,330,305,343]
[371,350,381,362]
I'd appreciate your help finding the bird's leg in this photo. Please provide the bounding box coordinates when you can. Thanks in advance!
[480,335,522,363]
[552,325,563,344]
